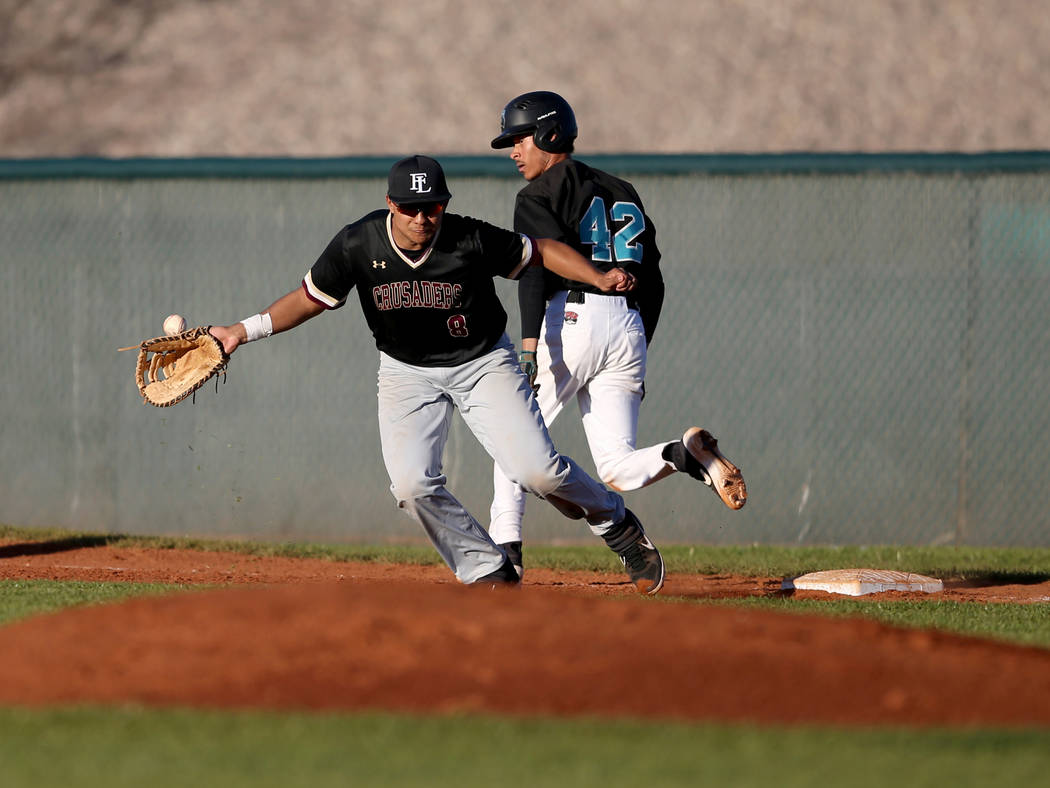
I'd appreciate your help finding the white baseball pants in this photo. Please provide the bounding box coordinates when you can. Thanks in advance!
[489,292,676,546]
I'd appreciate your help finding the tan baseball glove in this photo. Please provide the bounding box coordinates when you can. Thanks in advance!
[119,326,230,407]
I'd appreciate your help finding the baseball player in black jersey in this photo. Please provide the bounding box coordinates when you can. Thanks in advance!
[209,155,665,593]
[488,92,747,578]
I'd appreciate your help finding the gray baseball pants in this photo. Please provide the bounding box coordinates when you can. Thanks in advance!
[376,335,625,583]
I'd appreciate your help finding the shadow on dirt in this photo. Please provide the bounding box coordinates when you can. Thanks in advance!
[0,536,117,559]
[944,572,1050,589]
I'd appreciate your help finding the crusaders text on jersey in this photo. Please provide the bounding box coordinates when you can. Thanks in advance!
[304,209,533,366]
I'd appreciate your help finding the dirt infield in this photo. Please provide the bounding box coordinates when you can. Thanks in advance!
[1,539,1049,727]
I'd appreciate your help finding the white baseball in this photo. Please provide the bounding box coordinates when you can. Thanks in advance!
[163,314,187,335]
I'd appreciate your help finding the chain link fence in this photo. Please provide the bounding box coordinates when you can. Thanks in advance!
[2,155,1047,546]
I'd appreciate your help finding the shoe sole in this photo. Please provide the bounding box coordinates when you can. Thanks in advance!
[683,428,747,510]
[470,581,522,590]
[636,578,664,595]
[633,535,665,595]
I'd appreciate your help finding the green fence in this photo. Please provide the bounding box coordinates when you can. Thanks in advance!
[2,154,1048,546]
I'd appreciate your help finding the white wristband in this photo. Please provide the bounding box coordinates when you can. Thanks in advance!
[239,313,273,343]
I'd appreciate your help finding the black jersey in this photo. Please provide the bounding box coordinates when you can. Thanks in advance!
[304,209,532,366]
[513,158,664,344]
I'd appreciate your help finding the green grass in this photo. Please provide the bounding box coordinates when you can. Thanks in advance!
[0,580,186,626]
[658,542,1050,581]
[717,596,1050,648]
[0,706,1047,788]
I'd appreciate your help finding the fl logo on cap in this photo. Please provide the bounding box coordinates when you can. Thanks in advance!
[409,173,432,195]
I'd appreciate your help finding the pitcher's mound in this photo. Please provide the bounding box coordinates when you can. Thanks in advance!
[2,580,1050,727]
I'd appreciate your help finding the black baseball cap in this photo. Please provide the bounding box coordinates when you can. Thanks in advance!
[387,155,452,205]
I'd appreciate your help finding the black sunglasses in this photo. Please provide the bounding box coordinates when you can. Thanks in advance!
[393,201,446,218]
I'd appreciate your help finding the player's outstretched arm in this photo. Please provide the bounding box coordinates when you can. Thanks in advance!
[531,238,636,293]
[210,286,325,355]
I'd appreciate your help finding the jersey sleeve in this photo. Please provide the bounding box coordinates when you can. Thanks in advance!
[513,193,566,340]
[516,262,546,340]
[471,219,533,280]
[302,227,355,309]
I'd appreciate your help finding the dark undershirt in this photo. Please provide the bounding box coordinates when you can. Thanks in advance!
[396,245,425,262]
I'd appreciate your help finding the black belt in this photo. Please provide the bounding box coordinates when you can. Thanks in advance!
[566,290,638,310]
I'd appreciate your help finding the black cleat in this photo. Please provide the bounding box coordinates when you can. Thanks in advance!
[471,557,522,589]
[498,541,524,579]
[601,509,664,595]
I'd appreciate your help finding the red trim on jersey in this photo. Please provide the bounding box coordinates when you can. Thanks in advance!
[302,273,344,309]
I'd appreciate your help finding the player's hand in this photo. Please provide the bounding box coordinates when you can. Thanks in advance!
[596,268,636,293]
[518,350,539,391]
[616,271,637,292]
[209,324,245,356]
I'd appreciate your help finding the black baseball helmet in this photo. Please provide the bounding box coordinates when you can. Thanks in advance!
[491,91,577,153]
